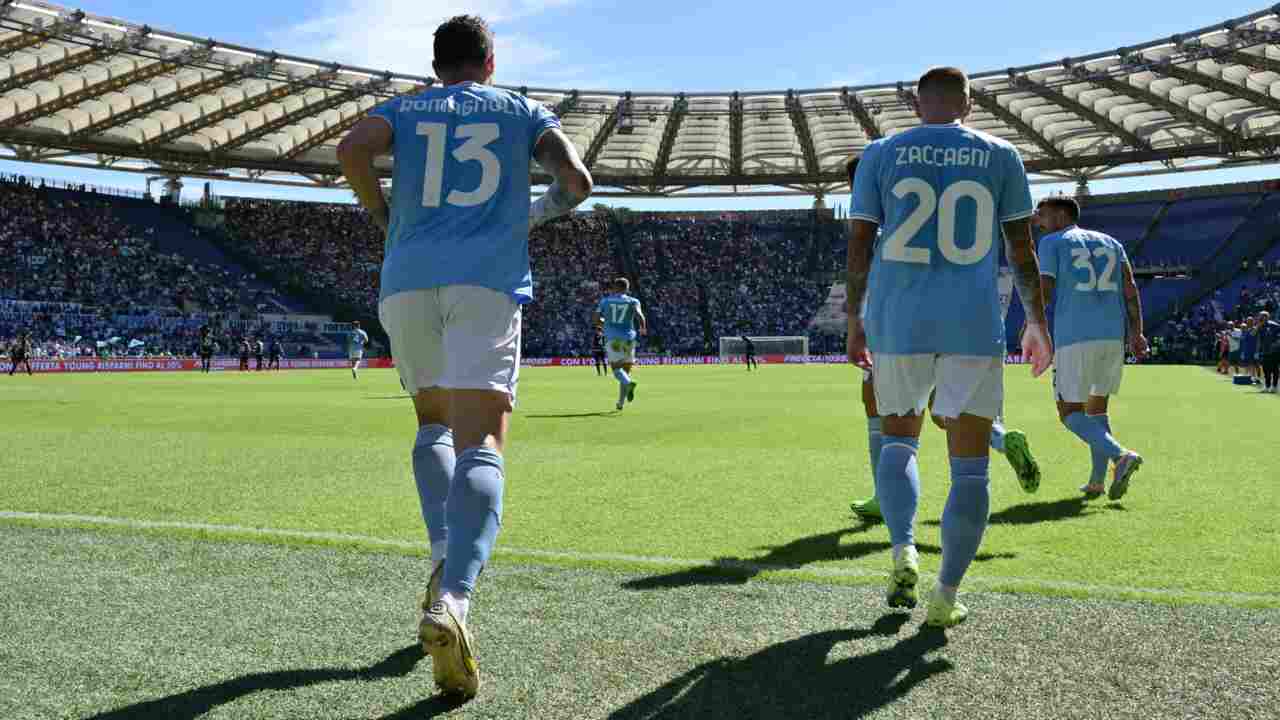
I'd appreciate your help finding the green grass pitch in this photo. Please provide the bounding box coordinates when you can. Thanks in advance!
[2,363,1277,605]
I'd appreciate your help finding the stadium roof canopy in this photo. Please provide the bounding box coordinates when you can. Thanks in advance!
[5,1,1280,198]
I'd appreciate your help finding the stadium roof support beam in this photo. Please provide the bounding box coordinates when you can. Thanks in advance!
[0,7,84,56]
[553,90,579,118]
[0,49,198,131]
[281,110,366,160]
[1218,48,1280,76]
[1144,58,1280,123]
[1080,70,1242,146]
[213,79,386,155]
[651,93,686,182]
[1013,74,1152,152]
[66,47,244,140]
[729,92,744,175]
[0,44,117,96]
[970,89,1065,160]
[140,62,327,149]
[840,88,882,140]
[583,91,626,171]
[786,90,821,177]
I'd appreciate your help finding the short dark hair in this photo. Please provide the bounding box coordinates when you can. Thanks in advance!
[1038,196,1080,221]
[844,156,859,184]
[613,277,630,293]
[917,66,969,100]
[434,15,493,74]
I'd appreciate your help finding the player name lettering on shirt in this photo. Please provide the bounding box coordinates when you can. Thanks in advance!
[894,145,991,169]
[398,96,523,118]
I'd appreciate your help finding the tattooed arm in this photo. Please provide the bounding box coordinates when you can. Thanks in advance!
[1003,218,1053,375]
[531,128,592,228]
[846,219,877,368]
[1120,255,1148,358]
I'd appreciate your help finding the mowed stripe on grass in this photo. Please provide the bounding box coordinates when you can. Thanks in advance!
[1,364,1277,599]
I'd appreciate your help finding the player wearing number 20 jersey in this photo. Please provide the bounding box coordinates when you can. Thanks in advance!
[852,123,1034,360]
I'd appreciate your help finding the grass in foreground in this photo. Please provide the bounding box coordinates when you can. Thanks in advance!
[1,364,1277,603]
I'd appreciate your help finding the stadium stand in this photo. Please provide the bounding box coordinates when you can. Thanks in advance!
[6,172,1280,366]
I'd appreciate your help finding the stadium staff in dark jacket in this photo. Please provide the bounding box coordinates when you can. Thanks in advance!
[1259,311,1280,393]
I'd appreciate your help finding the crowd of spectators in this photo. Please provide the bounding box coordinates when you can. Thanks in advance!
[1154,278,1280,363]
[0,177,312,356]
[222,198,384,312]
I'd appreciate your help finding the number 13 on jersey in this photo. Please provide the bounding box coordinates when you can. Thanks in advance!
[416,122,502,208]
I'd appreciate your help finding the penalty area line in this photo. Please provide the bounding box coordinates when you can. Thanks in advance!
[1,510,1275,605]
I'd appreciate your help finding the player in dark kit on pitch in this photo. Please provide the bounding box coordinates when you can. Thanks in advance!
[254,338,265,371]
[198,326,215,373]
[741,335,758,371]
[268,339,283,371]
[8,331,33,376]
[239,338,251,372]
[591,325,607,375]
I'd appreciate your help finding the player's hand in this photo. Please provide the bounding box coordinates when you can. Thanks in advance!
[1130,334,1149,360]
[847,319,872,370]
[1021,322,1053,378]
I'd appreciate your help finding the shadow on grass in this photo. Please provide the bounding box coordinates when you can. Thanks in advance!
[524,410,621,419]
[921,495,1126,528]
[609,613,951,720]
[86,645,441,720]
[622,523,1015,591]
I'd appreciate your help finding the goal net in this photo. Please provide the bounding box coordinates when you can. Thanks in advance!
[718,336,809,362]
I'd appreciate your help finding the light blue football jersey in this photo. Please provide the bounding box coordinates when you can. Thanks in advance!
[850,122,1034,357]
[598,294,641,341]
[1038,225,1128,348]
[349,328,369,352]
[370,82,561,304]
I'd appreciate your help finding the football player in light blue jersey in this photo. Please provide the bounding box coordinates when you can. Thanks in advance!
[1035,196,1145,502]
[348,321,369,380]
[848,67,1051,628]
[595,277,647,411]
[338,15,592,700]
[855,244,1043,520]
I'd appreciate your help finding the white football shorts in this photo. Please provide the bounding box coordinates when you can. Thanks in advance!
[348,350,364,362]
[378,285,521,399]
[873,353,1004,420]
[1053,339,1124,403]
[606,338,636,365]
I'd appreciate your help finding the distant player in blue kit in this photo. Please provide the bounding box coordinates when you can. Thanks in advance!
[596,278,647,410]
[348,321,369,380]
[338,14,592,700]
[848,67,1052,627]
[1035,196,1145,501]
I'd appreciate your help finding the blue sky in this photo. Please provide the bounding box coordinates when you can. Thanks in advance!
[5,0,1279,209]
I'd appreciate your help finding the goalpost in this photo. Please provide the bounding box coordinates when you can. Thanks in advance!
[718,336,809,363]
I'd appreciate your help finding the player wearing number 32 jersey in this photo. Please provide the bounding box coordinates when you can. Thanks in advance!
[338,14,593,701]
[1035,196,1145,503]
[847,66,1051,629]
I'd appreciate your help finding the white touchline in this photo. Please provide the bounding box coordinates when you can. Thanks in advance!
[1,510,1275,604]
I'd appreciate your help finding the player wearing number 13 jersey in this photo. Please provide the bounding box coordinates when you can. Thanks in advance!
[338,15,593,700]
[1035,196,1145,503]
[847,67,1051,628]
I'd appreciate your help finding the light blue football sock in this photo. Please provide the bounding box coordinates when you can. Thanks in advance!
[442,447,505,596]
[866,417,883,499]
[1088,414,1111,485]
[412,424,454,561]
[1063,411,1124,462]
[939,456,991,588]
[876,436,920,547]
[989,420,1006,454]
